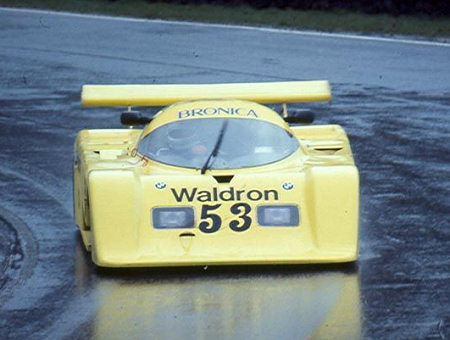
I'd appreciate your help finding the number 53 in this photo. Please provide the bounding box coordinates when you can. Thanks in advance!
[199,203,252,234]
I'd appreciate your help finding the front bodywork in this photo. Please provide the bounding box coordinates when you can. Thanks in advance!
[74,99,358,267]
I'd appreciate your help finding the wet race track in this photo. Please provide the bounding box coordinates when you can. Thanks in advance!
[0,7,449,339]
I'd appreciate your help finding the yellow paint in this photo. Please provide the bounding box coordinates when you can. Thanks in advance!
[73,82,359,268]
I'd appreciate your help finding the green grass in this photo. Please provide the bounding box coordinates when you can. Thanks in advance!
[2,0,450,37]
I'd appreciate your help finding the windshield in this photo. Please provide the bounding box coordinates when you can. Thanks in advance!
[138,118,299,169]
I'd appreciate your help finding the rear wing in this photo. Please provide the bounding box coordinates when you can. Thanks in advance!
[81,81,331,106]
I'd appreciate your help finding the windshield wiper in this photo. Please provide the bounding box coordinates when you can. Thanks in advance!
[200,120,229,174]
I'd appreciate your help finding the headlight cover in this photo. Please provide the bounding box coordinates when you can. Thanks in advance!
[152,207,194,229]
[257,205,300,226]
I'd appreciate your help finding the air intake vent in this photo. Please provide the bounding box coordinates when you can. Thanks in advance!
[308,141,344,155]
[213,175,234,183]
[313,146,343,155]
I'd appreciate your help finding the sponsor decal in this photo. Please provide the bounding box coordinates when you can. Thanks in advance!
[171,187,278,202]
[161,187,298,234]
[178,107,258,119]
[155,181,167,189]
[282,182,294,190]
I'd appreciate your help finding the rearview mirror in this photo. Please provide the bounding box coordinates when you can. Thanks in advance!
[284,110,315,124]
[120,111,152,126]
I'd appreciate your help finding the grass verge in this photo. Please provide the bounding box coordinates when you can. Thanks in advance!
[2,0,450,37]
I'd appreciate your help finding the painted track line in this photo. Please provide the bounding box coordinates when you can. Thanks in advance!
[1,6,449,48]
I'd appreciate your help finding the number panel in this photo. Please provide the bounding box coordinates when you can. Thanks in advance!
[198,203,254,234]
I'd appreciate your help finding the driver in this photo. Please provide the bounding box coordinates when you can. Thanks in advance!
[167,124,209,158]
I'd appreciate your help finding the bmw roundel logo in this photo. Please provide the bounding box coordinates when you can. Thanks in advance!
[155,181,167,189]
[282,182,294,190]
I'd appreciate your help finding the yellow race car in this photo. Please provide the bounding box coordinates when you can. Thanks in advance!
[73,81,359,267]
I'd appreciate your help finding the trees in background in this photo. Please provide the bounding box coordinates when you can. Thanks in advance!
[157,0,450,16]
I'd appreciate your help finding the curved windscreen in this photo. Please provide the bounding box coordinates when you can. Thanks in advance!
[138,118,299,169]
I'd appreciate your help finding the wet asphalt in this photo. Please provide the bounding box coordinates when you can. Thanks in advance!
[0,7,449,340]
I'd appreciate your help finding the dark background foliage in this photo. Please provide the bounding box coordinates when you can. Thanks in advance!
[150,0,450,16]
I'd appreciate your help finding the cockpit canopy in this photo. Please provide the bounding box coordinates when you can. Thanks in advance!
[138,118,299,170]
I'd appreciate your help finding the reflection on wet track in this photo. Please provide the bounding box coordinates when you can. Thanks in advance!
[74,244,361,340]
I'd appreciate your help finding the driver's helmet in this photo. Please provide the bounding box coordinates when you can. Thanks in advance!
[167,124,200,151]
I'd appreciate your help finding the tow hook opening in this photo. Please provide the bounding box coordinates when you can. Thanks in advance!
[179,232,196,238]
